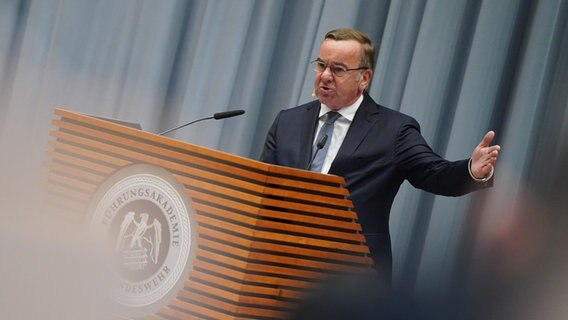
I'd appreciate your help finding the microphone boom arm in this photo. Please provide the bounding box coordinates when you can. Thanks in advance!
[158,116,214,135]
[157,109,245,136]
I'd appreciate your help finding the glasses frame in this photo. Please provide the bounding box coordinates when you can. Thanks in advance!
[310,60,368,77]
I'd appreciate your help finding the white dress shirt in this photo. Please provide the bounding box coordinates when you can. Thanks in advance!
[314,94,364,173]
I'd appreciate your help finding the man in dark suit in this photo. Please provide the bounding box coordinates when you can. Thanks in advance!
[260,28,500,279]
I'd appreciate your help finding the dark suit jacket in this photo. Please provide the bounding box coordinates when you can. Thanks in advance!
[260,93,489,276]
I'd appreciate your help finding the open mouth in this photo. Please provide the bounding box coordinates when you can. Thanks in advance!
[319,86,334,94]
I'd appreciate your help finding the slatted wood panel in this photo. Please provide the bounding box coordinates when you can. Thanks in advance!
[43,108,373,320]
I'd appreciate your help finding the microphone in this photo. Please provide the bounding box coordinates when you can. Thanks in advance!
[158,109,245,135]
[306,134,328,170]
[213,109,245,120]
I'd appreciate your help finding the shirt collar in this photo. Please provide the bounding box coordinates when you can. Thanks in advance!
[319,94,364,122]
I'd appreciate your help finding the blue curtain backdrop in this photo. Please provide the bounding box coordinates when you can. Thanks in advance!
[1,0,567,296]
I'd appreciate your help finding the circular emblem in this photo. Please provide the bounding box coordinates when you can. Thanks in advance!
[88,164,194,315]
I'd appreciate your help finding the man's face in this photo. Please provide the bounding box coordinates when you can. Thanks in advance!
[313,39,372,110]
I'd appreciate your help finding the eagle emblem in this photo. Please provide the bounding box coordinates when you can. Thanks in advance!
[115,212,162,270]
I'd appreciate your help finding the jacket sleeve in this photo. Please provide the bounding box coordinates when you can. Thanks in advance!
[394,119,491,196]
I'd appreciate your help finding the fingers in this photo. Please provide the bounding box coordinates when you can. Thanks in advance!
[471,130,502,179]
[479,130,495,148]
[483,146,500,161]
[478,131,501,158]
[486,145,501,155]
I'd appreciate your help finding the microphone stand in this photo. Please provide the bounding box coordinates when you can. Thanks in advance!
[158,116,213,136]
[158,110,245,136]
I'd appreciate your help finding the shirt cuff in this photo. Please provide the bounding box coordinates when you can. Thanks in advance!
[468,158,494,182]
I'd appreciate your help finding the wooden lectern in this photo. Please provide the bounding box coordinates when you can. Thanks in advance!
[43,108,373,319]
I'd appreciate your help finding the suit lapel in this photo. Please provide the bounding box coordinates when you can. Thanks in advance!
[330,94,381,173]
[298,101,321,169]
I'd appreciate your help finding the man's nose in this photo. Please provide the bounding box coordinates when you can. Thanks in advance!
[321,66,334,79]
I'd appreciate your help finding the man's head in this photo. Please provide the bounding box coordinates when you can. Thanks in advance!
[312,28,375,110]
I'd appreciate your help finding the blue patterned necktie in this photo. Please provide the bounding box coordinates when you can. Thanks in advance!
[309,111,341,172]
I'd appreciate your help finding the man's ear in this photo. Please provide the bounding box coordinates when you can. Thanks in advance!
[360,69,373,91]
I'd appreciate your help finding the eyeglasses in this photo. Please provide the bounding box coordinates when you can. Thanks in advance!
[310,60,367,77]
